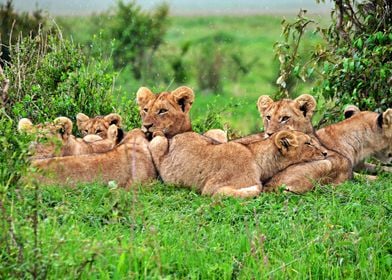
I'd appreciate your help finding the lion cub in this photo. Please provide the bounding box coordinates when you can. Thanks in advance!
[18,117,121,159]
[31,129,156,188]
[76,112,122,139]
[136,85,227,142]
[149,130,327,198]
[261,97,392,193]
[343,105,392,170]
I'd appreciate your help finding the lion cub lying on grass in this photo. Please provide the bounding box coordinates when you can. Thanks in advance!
[18,117,122,159]
[258,94,392,193]
[29,85,202,188]
[343,105,392,173]
[149,130,327,198]
[31,129,156,188]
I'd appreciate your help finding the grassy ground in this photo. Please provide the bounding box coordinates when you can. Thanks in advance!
[3,174,391,278]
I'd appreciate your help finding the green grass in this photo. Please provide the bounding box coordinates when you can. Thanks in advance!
[2,174,391,278]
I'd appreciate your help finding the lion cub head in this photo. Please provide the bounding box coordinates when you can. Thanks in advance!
[18,117,73,157]
[274,130,328,161]
[76,113,122,139]
[136,86,194,139]
[257,94,317,137]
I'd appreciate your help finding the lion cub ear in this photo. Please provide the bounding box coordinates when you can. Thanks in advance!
[76,113,90,130]
[294,94,317,118]
[107,124,119,141]
[257,95,273,116]
[107,124,124,144]
[18,118,34,133]
[104,113,122,127]
[136,87,155,109]
[380,108,392,138]
[172,86,194,113]
[274,130,299,154]
[53,117,73,140]
[344,105,360,119]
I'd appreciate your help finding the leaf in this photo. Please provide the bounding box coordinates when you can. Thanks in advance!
[356,38,363,49]
[276,75,286,88]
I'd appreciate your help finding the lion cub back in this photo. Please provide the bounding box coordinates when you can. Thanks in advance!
[149,130,326,198]
[31,128,156,188]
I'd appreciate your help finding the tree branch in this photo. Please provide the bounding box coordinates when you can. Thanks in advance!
[0,64,10,107]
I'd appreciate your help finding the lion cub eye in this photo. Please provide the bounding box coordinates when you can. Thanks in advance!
[266,116,271,121]
[96,129,103,134]
[143,108,148,113]
[158,109,168,115]
[281,116,290,123]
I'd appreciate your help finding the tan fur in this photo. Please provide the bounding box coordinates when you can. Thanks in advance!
[257,94,316,137]
[263,102,392,193]
[137,85,228,143]
[232,133,265,145]
[30,129,156,188]
[76,112,122,138]
[318,110,392,167]
[149,130,327,198]
[18,117,120,159]
[344,105,392,168]
[203,129,228,143]
[136,86,194,139]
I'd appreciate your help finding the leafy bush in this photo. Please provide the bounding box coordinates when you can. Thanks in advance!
[170,41,191,84]
[2,28,117,127]
[102,0,169,80]
[0,0,47,66]
[275,0,392,124]
[195,41,224,93]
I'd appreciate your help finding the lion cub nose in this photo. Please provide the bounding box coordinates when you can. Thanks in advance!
[143,123,153,130]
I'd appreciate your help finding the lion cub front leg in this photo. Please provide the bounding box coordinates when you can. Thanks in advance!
[214,185,262,199]
[203,181,262,199]
[148,133,169,167]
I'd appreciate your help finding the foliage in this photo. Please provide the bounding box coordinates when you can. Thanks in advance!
[2,28,117,127]
[0,115,32,278]
[57,15,303,134]
[170,41,191,84]
[0,0,47,66]
[275,0,392,124]
[102,0,169,81]
[195,40,224,93]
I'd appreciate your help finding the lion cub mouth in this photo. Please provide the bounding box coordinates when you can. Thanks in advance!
[145,131,153,141]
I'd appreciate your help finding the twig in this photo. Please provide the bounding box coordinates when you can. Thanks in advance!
[0,64,10,107]
[0,199,24,265]
[346,1,364,31]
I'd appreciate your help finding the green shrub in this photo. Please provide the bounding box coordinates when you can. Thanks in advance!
[0,0,47,66]
[275,0,392,124]
[3,28,117,127]
[102,0,169,80]
[195,41,224,93]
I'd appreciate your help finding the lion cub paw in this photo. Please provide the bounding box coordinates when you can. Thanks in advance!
[152,131,165,138]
